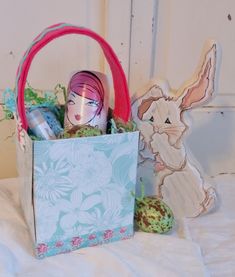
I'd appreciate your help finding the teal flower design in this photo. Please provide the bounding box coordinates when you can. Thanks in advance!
[69,150,112,195]
[36,200,60,242]
[58,189,102,236]
[77,208,132,233]
[34,160,74,202]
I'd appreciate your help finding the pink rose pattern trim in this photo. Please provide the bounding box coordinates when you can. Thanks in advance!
[119,227,127,233]
[103,230,114,240]
[88,234,96,240]
[55,241,64,247]
[37,243,48,255]
[35,225,133,258]
[71,236,83,247]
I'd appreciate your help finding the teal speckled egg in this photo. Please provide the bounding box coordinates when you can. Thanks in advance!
[134,196,174,234]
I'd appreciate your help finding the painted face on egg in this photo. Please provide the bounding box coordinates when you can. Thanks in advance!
[67,92,100,125]
[66,71,104,126]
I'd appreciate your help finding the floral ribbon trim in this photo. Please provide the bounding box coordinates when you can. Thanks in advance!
[35,224,133,259]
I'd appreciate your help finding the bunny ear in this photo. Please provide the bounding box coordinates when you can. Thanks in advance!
[137,85,163,120]
[176,42,218,111]
[142,84,164,100]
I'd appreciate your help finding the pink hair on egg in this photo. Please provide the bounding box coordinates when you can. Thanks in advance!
[68,71,104,115]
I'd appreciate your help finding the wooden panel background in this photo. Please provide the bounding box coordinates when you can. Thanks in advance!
[0,0,235,179]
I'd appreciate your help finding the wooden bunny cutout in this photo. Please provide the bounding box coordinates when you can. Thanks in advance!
[132,42,218,218]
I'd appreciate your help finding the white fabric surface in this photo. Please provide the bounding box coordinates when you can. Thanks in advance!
[185,175,235,277]
[0,176,234,276]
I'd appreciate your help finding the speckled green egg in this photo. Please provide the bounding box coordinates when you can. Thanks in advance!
[134,196,174,234]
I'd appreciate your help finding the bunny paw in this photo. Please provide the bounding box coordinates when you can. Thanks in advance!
[197,187,217,216]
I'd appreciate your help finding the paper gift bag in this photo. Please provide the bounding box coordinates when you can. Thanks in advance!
[15,23,139,259]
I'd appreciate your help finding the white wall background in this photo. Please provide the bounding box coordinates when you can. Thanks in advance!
[0,0,235,178]
[154,0,235,178]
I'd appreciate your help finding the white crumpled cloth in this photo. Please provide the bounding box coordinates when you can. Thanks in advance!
[184,175,235,277]
[0,176,234,276]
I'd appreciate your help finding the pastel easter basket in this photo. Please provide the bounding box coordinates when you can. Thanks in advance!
[15,23,139,259]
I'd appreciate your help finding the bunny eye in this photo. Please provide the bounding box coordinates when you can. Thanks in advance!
[165,118,171,124]
[149,116,154,122]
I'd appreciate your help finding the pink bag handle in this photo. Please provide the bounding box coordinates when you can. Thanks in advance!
[15,23,131,130]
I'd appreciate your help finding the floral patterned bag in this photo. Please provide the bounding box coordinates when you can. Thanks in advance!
[15,23,139,259]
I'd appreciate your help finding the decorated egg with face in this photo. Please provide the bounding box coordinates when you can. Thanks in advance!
[134,196,174,234]
[64,71,109,133]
